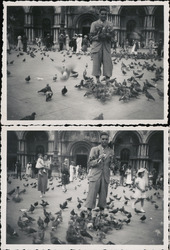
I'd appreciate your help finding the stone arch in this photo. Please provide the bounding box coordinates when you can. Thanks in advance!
[119,6,147,45]
[68,140,92,170]
[31,6,55,38]
[73,12,98,36]
[146,131,163,174]
[118,6,148,15]
[112,131,142,144]
[68,140,92,156]
[23,131,49,162]
[145,131,163,144]
[113,131,142,168]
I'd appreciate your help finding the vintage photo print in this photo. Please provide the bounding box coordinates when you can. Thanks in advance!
[1,126,168,249]
[2,1,169,125]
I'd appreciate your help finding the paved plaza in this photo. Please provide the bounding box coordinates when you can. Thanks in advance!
[6,46,164,121]
[5,171,164,246]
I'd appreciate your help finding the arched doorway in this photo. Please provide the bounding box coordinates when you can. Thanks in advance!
[75,13,97,37]
[119,6,146,45]
[147,131,163,175]
[69,141,91,172]
[25,131,49,163]
[73,143,91,171]
[7,131,18,171]
[113,131,140,170]
[32,6,54,40]
[120,148,130,166]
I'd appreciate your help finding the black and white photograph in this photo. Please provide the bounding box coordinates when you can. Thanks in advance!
[1,127,168,249]
[2,1,169,123]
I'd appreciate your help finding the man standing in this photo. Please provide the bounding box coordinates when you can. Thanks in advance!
[84,132,115,215]
[90,8,114,83]
[15,160,22,180]
[58,33,65,51]
[22,33,27,52]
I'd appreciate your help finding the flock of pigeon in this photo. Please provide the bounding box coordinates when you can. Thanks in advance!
[76,53,164,104]
[7,173,163,245]
[7,45,164,120]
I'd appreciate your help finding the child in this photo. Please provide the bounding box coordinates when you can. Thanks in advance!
[125,165,132,187]
[36,154,46,176]
[132,168,147,213]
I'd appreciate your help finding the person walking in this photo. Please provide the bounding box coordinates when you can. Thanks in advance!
[17,35,23,51]
[132,168,147,213]
[71,34,77,52]
[119,164,126,186]
[75,165,79,179]
[84,132,115,215]
[26,162,32,177]
[36,154,49,198]
[69,161,75,182]
[15,160,22,180]
[82,35,88,52]
[89,7,114,83]
[58,33,65,51]
[61,158,70,192]
[76,34,82,53]
[65,34,70,51]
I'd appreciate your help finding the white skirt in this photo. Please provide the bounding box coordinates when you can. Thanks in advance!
[134,189,146,199]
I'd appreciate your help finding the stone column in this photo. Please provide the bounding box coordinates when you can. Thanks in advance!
[137,143,149,170]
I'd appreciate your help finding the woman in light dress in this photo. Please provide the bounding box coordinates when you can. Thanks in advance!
[65,34,70,51]
[76,34,82,53]
[26,162,32,177]
[125,165,132,186]
[17,35,23,51]
[69,161,75,182]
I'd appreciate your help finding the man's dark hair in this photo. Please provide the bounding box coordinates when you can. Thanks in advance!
[99,7,108,13]
[100,131,109,138]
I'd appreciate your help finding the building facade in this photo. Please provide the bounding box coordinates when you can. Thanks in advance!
[7,5,163,47]
[7,130,163,175]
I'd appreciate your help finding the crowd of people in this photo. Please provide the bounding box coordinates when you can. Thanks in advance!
[12,131,163,216]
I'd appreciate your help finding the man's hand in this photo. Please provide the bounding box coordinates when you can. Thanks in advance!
[91,34,99,41]
[98,153,106,163]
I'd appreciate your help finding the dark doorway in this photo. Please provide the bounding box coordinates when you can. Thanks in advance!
[120,148,130,166]
[153,161,160,173]
[82,26,90,37]
[42,18,51,38]
[76,154,88,170]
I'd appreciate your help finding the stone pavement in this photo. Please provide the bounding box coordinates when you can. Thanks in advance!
[6,172,164,245]
[6,46,164,121]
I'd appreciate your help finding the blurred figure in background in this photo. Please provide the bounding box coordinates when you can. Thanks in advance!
[17,35,23,51]
[82,35,88,52]
[15,160,22,180]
